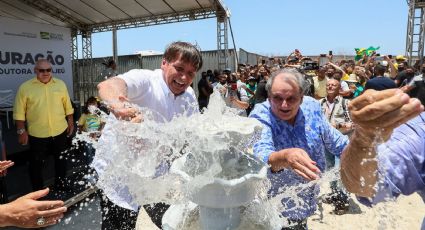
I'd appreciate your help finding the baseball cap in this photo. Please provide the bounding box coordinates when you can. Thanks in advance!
[396,55,406,61]
[345,74,359,83]
[364,77,397,91]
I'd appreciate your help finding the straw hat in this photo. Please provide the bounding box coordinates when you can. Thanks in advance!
[345,74,359,83]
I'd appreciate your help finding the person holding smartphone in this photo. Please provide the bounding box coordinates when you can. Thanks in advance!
[0,158,66,228]
[224,73,249,116]
[0,186,66,228]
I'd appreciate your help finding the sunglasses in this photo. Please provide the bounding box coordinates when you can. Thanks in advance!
[37,68,52,73]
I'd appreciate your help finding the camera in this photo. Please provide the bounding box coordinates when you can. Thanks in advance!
[302,61,319,71]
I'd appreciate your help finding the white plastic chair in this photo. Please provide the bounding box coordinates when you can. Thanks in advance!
[0,90,14,129]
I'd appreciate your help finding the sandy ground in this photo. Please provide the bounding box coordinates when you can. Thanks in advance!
[136,209,160,230]
[136,192,424,230]
[308,193,424,230]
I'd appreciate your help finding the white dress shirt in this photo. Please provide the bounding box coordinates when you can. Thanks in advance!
[92,68,198,210]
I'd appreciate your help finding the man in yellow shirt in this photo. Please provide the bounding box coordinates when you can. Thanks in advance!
[313,67,328,99]
[13,59,74,191]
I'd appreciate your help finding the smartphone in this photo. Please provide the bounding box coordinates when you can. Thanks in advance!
[64,186,97,208]
[64,197,77,208]
[328,50,333,56]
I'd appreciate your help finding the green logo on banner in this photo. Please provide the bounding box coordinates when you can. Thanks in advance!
[40,31,50,39]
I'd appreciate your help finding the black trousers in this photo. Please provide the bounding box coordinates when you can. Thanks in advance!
[100,192,170,230]
[143,202,170,229]
[28,130,68,191]
[198,98,209,112]
[100,195,138,230]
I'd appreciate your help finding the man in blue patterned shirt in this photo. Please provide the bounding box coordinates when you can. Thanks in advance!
[249,68,348,229]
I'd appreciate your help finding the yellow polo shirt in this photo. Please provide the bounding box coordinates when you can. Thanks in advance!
[13,77,74,138]
[313,76,328,98]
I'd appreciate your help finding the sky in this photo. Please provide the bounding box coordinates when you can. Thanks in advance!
[90,0,409,58]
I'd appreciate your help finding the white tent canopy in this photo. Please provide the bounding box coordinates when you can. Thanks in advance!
[0,0,231,101]
[0,0,228,33]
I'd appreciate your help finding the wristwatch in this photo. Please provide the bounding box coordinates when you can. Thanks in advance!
[17,128,26,135]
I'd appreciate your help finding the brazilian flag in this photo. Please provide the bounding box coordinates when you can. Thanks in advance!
[354,46,380,61]
[40,32,50,40]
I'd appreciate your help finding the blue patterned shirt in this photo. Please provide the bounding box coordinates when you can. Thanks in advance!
[249,96,349,220]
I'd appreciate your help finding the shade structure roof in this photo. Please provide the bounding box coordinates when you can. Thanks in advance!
[0,0,229,33]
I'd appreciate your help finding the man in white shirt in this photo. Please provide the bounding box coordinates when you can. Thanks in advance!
[331,71,350,97]
[225,73,249,116]
[95,41,202,230]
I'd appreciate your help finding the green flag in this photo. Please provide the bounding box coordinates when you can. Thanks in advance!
[354,46,380,61]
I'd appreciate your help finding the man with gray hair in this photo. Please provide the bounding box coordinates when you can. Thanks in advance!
[250,68,423,229]
[249,68,348,229]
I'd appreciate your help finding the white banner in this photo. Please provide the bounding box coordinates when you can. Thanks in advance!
[0,17,73,98]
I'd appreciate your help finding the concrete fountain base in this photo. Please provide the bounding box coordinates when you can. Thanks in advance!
[161,201,281,230]
[165,148,269,230]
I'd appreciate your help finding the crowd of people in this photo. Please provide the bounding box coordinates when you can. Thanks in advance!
[0,43,424,229]
[198,50,424,116]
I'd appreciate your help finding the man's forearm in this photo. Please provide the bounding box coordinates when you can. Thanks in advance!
[339,90,353,97]
[97,77,128,105]
[328,62,347,75]
[15,120,25,130]
[388,61,397,79]
[233,99,249,109]
[268,150,288,172]
[66,114,73,124]
[0,204,10,227]
[340,130,378,197]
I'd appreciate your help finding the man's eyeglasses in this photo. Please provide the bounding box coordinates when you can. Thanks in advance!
[37,68,52,73]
